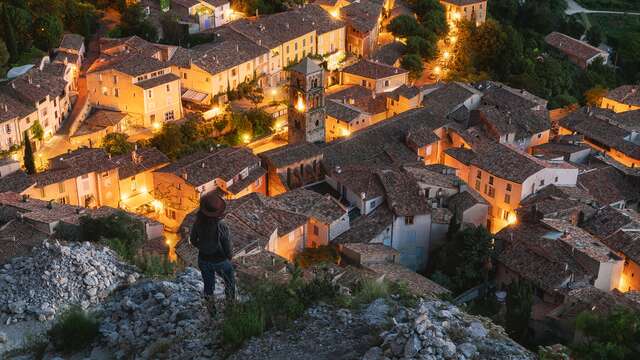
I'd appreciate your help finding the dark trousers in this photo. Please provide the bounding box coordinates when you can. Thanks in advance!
[198,258,236,301]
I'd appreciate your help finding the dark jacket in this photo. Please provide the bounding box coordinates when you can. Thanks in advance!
[189,216,231,263]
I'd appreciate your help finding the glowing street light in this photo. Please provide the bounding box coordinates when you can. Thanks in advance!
[340,128,351,137]
[242,133,251,144]
[330,9,339,18]
[434,66,441,75]
[443,51,450,60]
[152,122,162,131]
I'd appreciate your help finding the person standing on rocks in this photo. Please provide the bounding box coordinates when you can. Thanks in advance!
[189,192,235,314]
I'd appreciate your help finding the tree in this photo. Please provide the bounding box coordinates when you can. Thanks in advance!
[101,133,133,156]
[572,308,640,360]
[33,15,64,51]
[160,12,187,45]
[584,86,607,107]
[446,210,460,241]
[0,40,9,70]
[413,0,447,36]
[388,15,423,38]
[31,120,44,141]
[400,53,424,81]
[505,281,533,345]
[1,3,19,62]
[23,131,36,174]
[586,25,604,47]
[432,225,493,294]
[119,3,158,42]
[149,123,185,160]
[406,35,437,61]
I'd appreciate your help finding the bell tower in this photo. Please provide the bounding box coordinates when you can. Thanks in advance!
[288,57,326,143]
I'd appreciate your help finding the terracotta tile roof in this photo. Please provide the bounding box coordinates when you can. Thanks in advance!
[547,285,640,322]
[422,82,480,117]
[191,26,268,74]
[478,105,551,140]
[560,108,640,160]
[612,110,640,132]
[372,42,406,66]
[477,80,547,111]
[545,32,607,63]
[376,169,431,216]
[59,33,85,51]
[329,165,386,201]
[0,170,36,194]
[326,99,365,122]
[225,167,266,195]
[531,142,589,161]
[403,164,459,189]
[606,85,640,107]
[112,147,169,179]
[72,110,128,137]
[578,166,639,206]
[0,87,36,123]
[472,142,546,183]
[582,206,640,239]
[273,188,347,223]
[53,51,80,65]
[327,85,387,115]
[333,204,393,244]
[447,189,486,216]
[406,126,439,148]
[444,147,476,165]
[230,4,343,49]
[7,67,68,104]
[156,147,261,187]
[542,218,621,264]
[342,59,407,80]
[134,73,180,89]
[602,229,640,264]
[340,0,383,33]
[0,220,48,264]
[385,84,421,101]
[321,108,448,169]
[260,142,322,169]
[34,148,118,186]
[0,192,86,225]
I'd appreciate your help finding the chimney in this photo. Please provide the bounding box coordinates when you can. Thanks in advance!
[201,162,206,168]
[181,171,188,180]
[3,104,7,112]
[360,192,366,200]
[236,44,239,52]
[27,76,32,84]
[21,194,29,202]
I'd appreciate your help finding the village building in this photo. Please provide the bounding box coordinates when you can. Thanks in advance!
[259,142,324,196]
[87,36,185,128]
[446,188,489,228]
[421,81,482,121]
[340,0,383,57]
[559,108,640,170]
[473,105,551,152]
[145,0,231,34]
[53,33,85,91]
[577,166,639,209]
[112,147,170,213]
[25,148,121,209]
[371,41,406,67]
[0,57,72,147]
[69,110,130,147]
[153,147,266,227]
[341,59,409,93]
[444,141,579,232]
[440,0,487,25]
[601,85,640,113]
[0,159,35,194]
[544,32,609,70]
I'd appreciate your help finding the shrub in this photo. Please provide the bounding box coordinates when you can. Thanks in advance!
[222,301,265,348]
[135,253,176,278]
[48,306,100,353]
[388,281,419,308]
[352,279,389,307]
[294,246,339,268]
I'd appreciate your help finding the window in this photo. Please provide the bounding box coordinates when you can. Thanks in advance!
[165,111,175,122]
[294,42,298,50]
[506,183,512,192]
[503,209,510,220]
[286,45,289,53]
[114,88,119,97]
[405,216,414,225]
[488,186,495,198]
[166,84,170,92]
[537,133,542,138]
[150,114,155,123]
[489,176,494,185]
[475,179,480,190]
[504,193,511,204]
[183,73,187,80]
[384,80,389,87]
[555,176,558,182]
[147,90,152,98]
[58,182,65,193]
[476,170,482,179]
[313,225,319,236]
[303,39,306,46]
[5,124,10,134]
[231,69,237,76]
[361,79,366,87]
[539,179,545,186]
[112,75,118,84]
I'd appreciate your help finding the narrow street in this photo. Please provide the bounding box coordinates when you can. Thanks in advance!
[565,0,640,15]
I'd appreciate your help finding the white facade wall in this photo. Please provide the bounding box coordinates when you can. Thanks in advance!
[594,259,625,291]
[391,214,431,271]
[520,167,578,200]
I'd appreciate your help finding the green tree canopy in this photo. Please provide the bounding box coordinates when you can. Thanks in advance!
[505,281,533,345]
[101,133,133,156]
[33,15,64,51]
[572,308,640,360]
[586,25,604,47]
[406,35,438,61]
[119,3,158,42]
[23,131,36,175]
[400,53,424,81]
[388,15,423,38]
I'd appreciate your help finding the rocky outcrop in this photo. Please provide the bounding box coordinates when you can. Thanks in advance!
[96,268,220,360]
[371,300,535,360]
[0,240,138,324]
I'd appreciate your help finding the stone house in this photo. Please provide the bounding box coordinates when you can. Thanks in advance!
[341,59,409,93]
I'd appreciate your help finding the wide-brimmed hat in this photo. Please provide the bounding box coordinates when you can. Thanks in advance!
[199,192,226,218]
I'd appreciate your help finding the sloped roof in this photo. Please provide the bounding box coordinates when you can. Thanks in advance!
[606,85,640,107]
[290,57,323,74]
[545,31,607,62]
[343,59,407,80]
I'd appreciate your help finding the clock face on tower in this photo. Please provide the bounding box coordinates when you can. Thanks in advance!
[287,58,326,144]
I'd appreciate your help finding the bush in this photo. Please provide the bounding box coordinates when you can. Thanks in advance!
[76,212,146,263]
[48,306,100,353]
[222,301,266,348]
[294,246,339,268]
[135,253,176,278]
[352,279,389,307]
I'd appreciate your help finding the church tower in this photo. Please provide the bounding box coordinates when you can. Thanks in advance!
[288,58,326,143]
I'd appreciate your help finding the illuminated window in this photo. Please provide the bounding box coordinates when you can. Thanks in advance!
[504,194,510,204]
[58,182,65,193]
